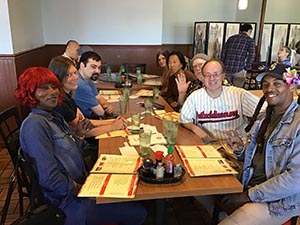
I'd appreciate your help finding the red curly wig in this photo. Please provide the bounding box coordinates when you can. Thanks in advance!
[15,67,63,108]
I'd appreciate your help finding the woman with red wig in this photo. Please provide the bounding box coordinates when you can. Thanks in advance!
[15,67,146,225]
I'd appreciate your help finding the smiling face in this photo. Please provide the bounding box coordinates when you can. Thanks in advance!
[168,55,183,74]
[63,65,78,93]
[192,58,207,80]
[158,54,167,68]
[262,75,293,113]
[201,61,225,98]
[35,84,60,112]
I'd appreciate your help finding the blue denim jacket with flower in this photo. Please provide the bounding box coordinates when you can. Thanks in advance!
[235,101,300,216]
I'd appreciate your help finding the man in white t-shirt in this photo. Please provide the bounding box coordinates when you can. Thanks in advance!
[180,59,260,142]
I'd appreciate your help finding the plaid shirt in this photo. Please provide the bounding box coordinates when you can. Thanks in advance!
[221,32,255,73]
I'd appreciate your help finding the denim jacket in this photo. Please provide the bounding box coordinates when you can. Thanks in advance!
[20,108,87,208]
[235,101,300,216]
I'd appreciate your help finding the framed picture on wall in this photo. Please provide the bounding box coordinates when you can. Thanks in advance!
[224,22,240,43]
[260,23,273,64]
[193,22,208,55]
[288,24,300,48]
[207,22,225,59]
[271,24,289,63]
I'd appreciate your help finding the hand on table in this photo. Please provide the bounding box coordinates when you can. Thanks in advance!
[75,114,95,138]
[111,116,128,130]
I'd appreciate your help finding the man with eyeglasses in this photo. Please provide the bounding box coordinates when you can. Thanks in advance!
[73,51,114,119]
[180,59,260,143]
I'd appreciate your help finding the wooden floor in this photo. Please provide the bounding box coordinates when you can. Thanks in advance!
[0,147,28,225]
[1,147,298,225]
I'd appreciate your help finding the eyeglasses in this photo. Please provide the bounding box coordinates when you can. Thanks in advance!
[66,71,78,78]
[202,71,223,78]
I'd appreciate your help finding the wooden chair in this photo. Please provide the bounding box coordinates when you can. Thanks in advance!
[0,106,29,216]
[124,63,146,74]
[1,148,45,225]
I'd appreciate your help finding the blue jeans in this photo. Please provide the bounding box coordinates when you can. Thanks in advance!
[63,197,147,225]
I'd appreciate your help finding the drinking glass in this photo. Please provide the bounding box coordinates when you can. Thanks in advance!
[139,129,152,157]
[163,115,173,137]
[123,87,130,101]
[152,86,160,99]
[119,96,127,114]
[131,113,141,134]
[166,121,179,145]
[144,99,152,116]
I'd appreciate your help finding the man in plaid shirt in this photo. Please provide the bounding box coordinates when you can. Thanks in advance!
[221,23,255,87]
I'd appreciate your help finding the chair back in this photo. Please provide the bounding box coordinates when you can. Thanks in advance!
[18,149,45,210]
[124,63,146,74]
[0,106,22,165]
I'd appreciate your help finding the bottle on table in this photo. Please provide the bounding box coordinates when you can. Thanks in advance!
[136,67,142,84]
[165,145,175,175]
[106,65,111,80]
[120,65,126,85]
[155,151,164,168]
[156,162,164,181]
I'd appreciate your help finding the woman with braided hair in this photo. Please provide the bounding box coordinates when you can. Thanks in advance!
[217,64,300,225]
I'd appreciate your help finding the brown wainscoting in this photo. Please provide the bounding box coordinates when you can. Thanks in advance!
[0,43,192,112]
[0,56,17,112]
[14,45,64,76]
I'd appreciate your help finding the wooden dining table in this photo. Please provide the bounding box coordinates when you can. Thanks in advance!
[95,95,243,204]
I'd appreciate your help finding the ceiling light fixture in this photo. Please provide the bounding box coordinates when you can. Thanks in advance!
[238,0,248,10]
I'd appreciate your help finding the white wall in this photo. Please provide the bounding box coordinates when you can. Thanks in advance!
[2,0,299,54]
[0,0,13,54]
[265,0,299,23]
[162,0,238,44]
[41,0,163,45]
[8,0,44,53]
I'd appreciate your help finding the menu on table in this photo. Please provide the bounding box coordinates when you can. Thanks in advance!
[175,145,238,177]
[95,130,130,139]
[78,173,138,198]
[175,145,222,159]
[155,111,180,122]
[90,154,142,174]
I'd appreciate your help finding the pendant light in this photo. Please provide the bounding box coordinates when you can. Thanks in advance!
[238,0,248,10]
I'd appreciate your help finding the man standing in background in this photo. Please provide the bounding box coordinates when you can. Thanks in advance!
[221,23,255,87]
[62,40,80,67]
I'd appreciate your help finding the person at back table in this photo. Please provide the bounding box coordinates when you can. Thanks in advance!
[15,67,147,225]
[73,51,114,119]
[180,59,260,143]
[221,23,255,87]
[156,49,170,97]
[165,51,196,112]
[218,64,300,225]
[294,41,300,69]
[62,40,80,67]
[259,46,294,71]
[175,53,210,108]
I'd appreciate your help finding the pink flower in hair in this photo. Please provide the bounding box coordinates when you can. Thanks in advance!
[283,68,300,86]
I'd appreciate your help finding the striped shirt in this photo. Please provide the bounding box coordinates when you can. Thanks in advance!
[180,86,259,139]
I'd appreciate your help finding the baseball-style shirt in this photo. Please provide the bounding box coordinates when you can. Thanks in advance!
[180,86,260,139]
